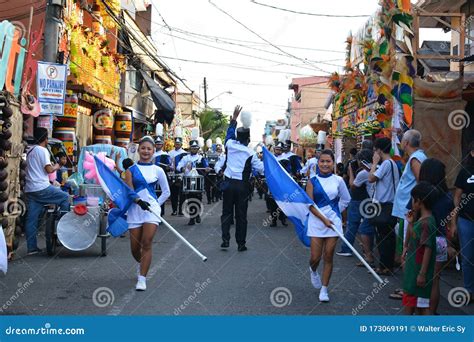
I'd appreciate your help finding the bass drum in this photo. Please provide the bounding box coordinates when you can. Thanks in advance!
[57,207,100,251]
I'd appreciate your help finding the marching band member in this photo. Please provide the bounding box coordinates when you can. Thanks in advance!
[221,106,264,251]
[153,124,171,216]
[281,129,302,178]
[306,149,350,302]
[266,142,289,227]
[177,132,211,225]
[301,149,321,178]
[168,129,187,216]
[125,136,171,291]
[205,139,220,204]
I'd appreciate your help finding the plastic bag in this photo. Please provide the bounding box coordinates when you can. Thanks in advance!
[0,225,7,274]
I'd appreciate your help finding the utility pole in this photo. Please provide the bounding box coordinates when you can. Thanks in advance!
[203,77,208,106]
[43,0,64,63]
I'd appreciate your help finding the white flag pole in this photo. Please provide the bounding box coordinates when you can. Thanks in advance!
[311,205,384,284]
[148,208,208,262]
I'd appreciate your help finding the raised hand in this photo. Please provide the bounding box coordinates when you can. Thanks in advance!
[232,105,242,121]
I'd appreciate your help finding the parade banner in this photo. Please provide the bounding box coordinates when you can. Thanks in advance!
[37,61,67,116]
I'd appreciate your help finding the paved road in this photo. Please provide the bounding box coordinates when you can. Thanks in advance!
[0,196,469,315]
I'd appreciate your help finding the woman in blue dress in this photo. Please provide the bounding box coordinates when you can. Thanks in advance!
[125,136,171,291]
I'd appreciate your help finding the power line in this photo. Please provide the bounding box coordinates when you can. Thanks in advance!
[155,55,318,76]
[154,29,342,72]
[250,0,371,18]
[155,27,345,68]
[207,0,332,74]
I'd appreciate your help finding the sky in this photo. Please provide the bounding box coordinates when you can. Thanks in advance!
[149,0,447,143]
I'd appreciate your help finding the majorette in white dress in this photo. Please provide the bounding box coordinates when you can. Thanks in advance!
[307,173,351,238]
[127,163,170,229]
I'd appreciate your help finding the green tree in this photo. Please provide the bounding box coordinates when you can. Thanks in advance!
[198,109,229,142]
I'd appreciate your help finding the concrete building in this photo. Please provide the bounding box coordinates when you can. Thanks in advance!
[288,76,332,148]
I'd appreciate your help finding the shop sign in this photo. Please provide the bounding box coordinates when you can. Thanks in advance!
[37,61,67,116]
[0,20,27,96]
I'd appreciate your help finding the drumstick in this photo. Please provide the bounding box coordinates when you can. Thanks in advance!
[148,208,208,262]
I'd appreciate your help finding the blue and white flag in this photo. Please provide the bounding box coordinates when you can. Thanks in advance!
[94,156,138,236]
[263,147,312,247]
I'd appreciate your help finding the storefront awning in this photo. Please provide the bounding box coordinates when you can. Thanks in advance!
[140,70,175,125]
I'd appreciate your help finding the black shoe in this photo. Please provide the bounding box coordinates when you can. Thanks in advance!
[238,245,247,252]
[171,211,177,216]
[196,215,201,223]
[269,221,277,227]
[178,212,184,217]
[281,220,288,226]
[187,219,195,226]
[221,241,229,249]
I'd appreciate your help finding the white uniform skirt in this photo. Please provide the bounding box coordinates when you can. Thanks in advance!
[127,188,161,229]
[307,204,343,238]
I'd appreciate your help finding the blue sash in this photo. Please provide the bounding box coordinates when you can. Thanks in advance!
[310,175,341,218]
[129,164,158,200]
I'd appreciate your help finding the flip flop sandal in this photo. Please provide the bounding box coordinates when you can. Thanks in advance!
[389,292,403,300]
[357,260,375,267]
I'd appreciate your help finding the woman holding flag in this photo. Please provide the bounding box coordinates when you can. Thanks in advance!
[125,136,171,291]
[306,150,351,302]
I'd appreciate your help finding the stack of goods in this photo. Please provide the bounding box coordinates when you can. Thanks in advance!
[114,112,132,147]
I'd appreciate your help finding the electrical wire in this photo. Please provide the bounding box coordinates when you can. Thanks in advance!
[207,0,332,74]
[154,55,319,76]
[133,11,346,54]
[250,0,371,18]
[155,29,343,71]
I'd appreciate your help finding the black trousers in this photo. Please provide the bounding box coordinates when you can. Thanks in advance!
[375,222,395,270]
[221,179,250,246]
[171,182,184,213]
[184,192,202,221]
[266,196,286,223]
[205,174,218,203]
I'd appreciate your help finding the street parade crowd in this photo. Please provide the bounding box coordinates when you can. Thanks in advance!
[22,106,474,315]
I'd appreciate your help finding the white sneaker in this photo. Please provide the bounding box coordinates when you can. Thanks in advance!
[319,288,330,302]
[136,276,146,291]
[310,267,322,289]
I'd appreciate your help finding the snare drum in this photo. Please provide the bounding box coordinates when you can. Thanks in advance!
[169,172,183,185]
[182,175,204,193]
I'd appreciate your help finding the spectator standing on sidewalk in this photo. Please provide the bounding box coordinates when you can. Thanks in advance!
[392,130,427,259]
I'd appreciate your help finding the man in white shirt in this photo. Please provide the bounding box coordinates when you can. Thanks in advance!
[168,137,187,216]
[25,128,69,255]
[220,106,264,251]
